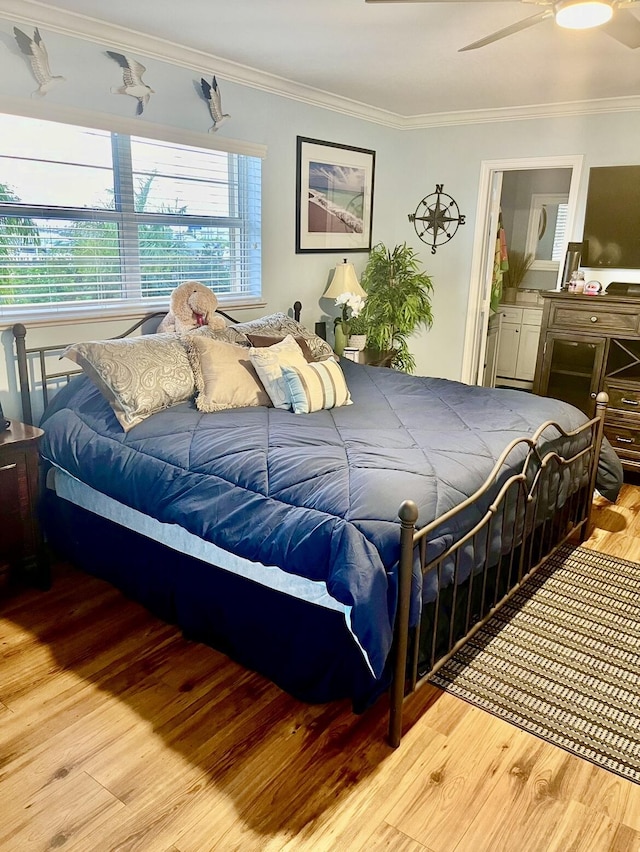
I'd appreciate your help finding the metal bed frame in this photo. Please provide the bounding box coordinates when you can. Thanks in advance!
[11,306,606,748]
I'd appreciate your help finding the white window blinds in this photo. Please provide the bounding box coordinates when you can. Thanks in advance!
[0,113,262,317]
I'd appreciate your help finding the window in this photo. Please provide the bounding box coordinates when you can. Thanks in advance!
[524,193,569,272]
[0,113,262,318]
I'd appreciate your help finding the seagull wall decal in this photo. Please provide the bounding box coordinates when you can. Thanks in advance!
[13,26,65,97]
[107,51,154,116]
[201,76,230,132]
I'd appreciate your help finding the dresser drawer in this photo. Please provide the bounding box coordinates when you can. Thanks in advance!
[604,419,640,458]
[548,301,640,335]
[605,381,640,415]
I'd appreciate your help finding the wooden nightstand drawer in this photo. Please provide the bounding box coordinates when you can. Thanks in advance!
[548,301,640,335]
[0,421,48,589]
[0,461,23,555]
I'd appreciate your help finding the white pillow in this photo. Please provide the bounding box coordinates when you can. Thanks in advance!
[248,334,308,409]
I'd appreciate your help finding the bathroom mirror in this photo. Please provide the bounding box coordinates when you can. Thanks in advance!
[525,193,569,271]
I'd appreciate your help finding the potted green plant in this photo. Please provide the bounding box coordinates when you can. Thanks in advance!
[333,291,366,355]
[502,250,534,304]
[347,313,368,350]
[359,243,434,372]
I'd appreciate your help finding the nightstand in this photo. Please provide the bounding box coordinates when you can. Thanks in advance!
[0,421,49,592]
[353,349,395,367]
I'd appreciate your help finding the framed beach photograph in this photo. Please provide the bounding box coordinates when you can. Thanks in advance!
[295,137,375,253]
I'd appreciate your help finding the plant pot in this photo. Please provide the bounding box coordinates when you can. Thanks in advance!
[334,323,348,356]
[502,286,518,304]
[364,348,396,368]
[348,334,367,351]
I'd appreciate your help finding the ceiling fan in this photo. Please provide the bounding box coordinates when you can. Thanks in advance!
[365,0,640,51]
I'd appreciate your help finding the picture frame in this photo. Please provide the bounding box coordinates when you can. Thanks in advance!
[295,136,375,254]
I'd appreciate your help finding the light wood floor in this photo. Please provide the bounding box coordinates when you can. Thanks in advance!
[1,487,640,852]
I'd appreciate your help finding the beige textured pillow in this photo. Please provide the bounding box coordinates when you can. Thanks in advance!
[187,336,272,412]
[249,334,308,409]
[63,334,195,431]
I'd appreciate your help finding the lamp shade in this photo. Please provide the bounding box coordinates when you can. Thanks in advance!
[323,259,367,299]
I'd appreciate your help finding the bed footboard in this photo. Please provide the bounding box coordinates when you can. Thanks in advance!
[388,393,608,747]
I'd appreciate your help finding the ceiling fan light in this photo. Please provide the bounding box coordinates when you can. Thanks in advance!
[555,0,614,29]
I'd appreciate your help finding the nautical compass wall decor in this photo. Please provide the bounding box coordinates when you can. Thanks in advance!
[408,184,466,254]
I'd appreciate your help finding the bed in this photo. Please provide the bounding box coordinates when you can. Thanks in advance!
[12,308,623,746]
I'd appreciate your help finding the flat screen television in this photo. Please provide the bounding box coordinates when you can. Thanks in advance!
[582,165,640,269]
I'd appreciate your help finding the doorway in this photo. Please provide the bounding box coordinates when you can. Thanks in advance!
[460,155,584,387]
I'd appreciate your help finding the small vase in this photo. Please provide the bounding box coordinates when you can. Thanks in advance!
[334,322,349,356]
[502,287,517,304]
[348,334,367,351]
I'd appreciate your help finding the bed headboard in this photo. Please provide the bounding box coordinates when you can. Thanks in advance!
[12,301,303,426]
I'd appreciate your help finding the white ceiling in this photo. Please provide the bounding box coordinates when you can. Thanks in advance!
[20,0,640,119]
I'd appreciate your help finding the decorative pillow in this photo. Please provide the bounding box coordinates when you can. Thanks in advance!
[248,335,309,410]
[189,325,250,347]
[245,333,314,363]
[62,334,195,432]
[233,313,334,361]
[281,358,352,414]
[186,336,271,412]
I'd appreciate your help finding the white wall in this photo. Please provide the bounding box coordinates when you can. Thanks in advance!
[1,19,640,420]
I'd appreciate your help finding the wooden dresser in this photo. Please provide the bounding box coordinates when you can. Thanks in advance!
[533,291,640,471]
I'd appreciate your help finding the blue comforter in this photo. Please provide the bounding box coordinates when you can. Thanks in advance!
[40,360,622,679]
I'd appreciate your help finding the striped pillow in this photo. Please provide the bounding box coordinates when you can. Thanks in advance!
[281,358,352,414]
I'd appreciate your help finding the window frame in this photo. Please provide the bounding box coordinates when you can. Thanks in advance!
[0,102,266,325]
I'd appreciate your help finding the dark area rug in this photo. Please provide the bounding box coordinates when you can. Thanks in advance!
[432,544,640,783]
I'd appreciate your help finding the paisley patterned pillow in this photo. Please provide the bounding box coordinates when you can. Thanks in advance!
[188,325,250,346]
[63,334,195,431]
[232,313,334,361]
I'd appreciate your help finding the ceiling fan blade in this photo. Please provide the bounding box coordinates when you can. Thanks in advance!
[459,9,553,51]
[601,8,640,47]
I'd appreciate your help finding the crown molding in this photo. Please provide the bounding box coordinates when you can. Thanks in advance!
[0,0,402,128]
[400,94,640,129]
[2,0,639,130]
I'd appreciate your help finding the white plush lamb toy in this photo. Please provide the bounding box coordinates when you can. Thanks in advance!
[158,281,227,334]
